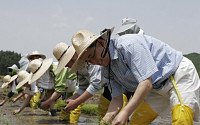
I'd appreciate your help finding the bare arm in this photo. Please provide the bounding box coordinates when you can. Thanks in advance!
[112,78,153,125]
[101,94,123,124]
[0,96,9,106]
[40,91,61,110]
[13,94,33,115]
[64,91,93,112]
[12,92,25,103]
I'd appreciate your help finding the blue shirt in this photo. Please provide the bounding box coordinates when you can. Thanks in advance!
[103,34,183,97]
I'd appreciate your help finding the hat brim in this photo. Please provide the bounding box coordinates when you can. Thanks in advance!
[30,58,53,84]
[70,27,114,73]
[16,74,32,90]
[116,23,136,34]
[55,46,75,75]
[1,75,18,88]
[27,54,46,60]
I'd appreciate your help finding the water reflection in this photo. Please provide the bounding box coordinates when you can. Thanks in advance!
[20,105,98,125]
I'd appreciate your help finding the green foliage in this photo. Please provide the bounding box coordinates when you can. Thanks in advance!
[81,104,98,115]
[184,53,200,76]
[54,100,67,110]
[0,50,21,75]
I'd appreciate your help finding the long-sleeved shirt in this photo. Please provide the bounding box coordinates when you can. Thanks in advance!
[76,64,106,95]
[102,34,183,97]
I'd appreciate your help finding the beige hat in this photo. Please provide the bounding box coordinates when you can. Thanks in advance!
[53,42,75,75]
[1,75,18,88]
[16,71,32,90]
[27,51,46,60]
[70,27,114,73]
[28,58,53,84]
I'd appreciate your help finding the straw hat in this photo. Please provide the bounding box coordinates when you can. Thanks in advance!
[16,70,32,90]
[1,75,18,88]
[53,42,75,75]
[28,58,53,84]
[27,51,46,60]
[70,27,114,73]
[117,17,138,34]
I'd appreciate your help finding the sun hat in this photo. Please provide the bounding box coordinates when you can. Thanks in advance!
[27,51,46,60]
[28,58,53,84]
[8,64,19,71]
[70,27,114,73]
[116,17,138,34]
[16,70,32,90]
[53,42,75,75]
[1,75,18,88]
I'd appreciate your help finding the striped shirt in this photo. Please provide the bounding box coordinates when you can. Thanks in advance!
[103,34,183,97]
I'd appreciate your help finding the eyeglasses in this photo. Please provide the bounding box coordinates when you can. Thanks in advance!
[86,40,105,65]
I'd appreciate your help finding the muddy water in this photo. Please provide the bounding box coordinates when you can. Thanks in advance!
[0,99,99,125]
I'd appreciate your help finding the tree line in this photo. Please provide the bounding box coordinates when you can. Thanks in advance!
[0,50,21,75]
[0,50,200,76]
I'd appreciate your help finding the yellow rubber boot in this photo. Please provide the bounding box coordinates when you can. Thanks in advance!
[98,95,110,121]
[129,101,158,125]
[59,109,70,121]
[29,91,41,108]
[171,104,194,125]
[69,103,84,124]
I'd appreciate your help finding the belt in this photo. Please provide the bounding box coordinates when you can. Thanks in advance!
[153,78,169,89]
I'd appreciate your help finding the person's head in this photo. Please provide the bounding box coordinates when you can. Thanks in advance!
[27,51,46,61]
[7,64,19,76]
[28,58,53,84]
[53,42,76,74]
[70,27,114,73]
[16,70,32,90]
[117,17,142,36]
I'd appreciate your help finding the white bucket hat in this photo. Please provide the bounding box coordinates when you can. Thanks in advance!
[8,64,19,71]
[117,17,138,34]
[1,75,18,88]
[53,42,75,75]
[28,58,53,84]
[70,27,114,73]
[16,70,32,89]
[27,51,46,60]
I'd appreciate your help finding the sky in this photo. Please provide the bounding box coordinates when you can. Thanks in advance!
[0,0,200,61]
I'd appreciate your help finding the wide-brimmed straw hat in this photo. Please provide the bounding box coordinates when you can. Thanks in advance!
[27,51,46,60]
[1,75,18,88]
[28,58,53,84]
[53,42,75,75]
[70,27,114,73]
[16,70,32,90]
[116,17,137,34]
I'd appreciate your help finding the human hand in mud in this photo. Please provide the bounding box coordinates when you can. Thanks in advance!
[13,109,21,115]
[63,99,79,112]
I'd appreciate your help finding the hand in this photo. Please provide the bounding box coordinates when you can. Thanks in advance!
[63,99,79,112]
[12,98,17,103]
[40,101,50,110]
[13,109,21,115]
[112,110,129,125]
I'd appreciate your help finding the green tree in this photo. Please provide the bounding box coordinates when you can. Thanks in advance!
[0,50,21,75]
